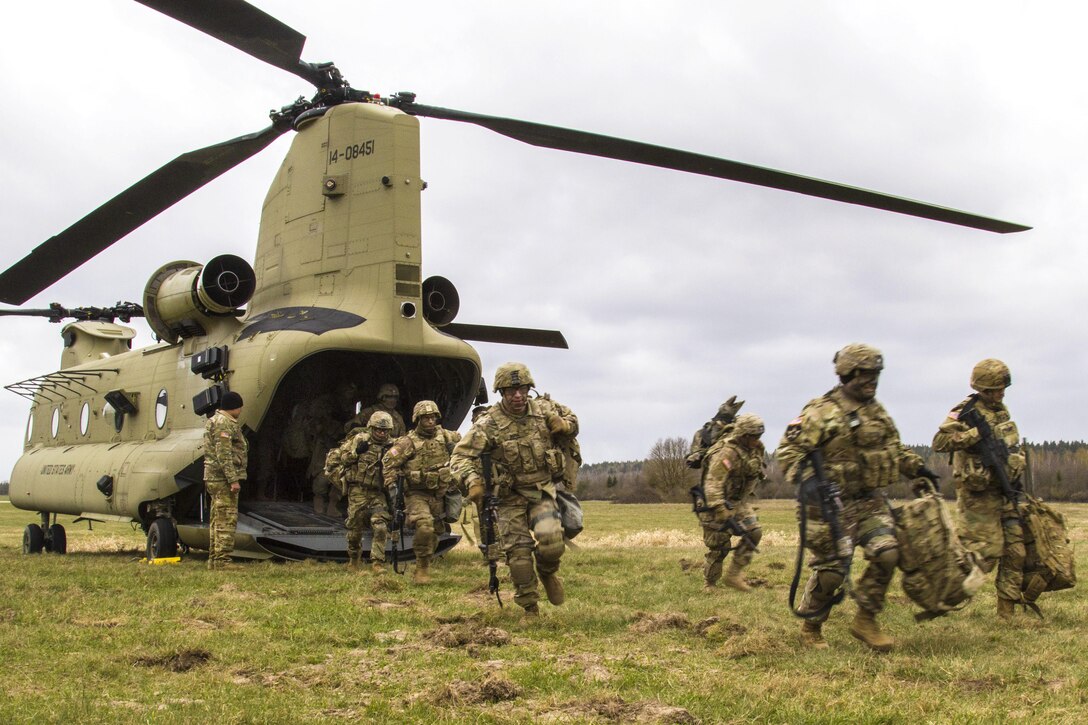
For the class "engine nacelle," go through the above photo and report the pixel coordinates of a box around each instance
[143,255,256,343]
[421,275,460,327]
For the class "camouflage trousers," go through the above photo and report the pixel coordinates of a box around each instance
[405,491,445,566]
[497,491,564,609]
[698,502,760,585]
[955,487,1025,601]
[206,480,239,568]
[797,495,898,621]
[345,487,391,563]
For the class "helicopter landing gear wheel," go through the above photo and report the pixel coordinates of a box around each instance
[146,518,178,559]
[23,524,45,554]
[46,524,67,554]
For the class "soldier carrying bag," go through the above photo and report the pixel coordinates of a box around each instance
[887,480,985,622]
[1021,495,1076,602]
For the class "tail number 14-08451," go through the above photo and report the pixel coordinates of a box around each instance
[329,140,376,165]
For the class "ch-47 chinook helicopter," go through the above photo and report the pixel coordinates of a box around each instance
[1,0,1028,563]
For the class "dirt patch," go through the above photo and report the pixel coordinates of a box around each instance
[540,695,697,724]
[133,648,212,672]
[628,611,691,633]
[360,597,412,611]
[956,675,1006,693]
[428,623,511,648]
[70,616,126,628]
[433,673,522,704]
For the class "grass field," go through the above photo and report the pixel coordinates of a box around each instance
[1,497,1084,723]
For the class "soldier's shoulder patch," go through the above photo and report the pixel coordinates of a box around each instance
[387,446,400,457]
[219,431,231,438]
[784,417,803,441]
[948,409,960,420]
[720,455,732,469]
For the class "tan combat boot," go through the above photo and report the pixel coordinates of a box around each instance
[541,573,565,605]
[346,555,360,571]
[522,604,540,619]
[370,560,385,574]
[722,562,751,592]
[850,609,894,652]
[800,620,829,649]
[997,598,1016,620]
[703,581,717,593]
[412,562,431,584]
[313,495,326,515]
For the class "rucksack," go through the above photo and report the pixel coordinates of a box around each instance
[891,488,985,621]
[1021,495,1076,601]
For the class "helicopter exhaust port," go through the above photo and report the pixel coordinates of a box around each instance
[142,255,257,343]
[400,301,417,319]
[421,276,459,327]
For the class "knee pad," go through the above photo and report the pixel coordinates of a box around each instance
[507,550,536,587]
[873,545,899,572]
[815,569,845,596]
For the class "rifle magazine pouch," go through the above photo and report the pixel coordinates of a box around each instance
[555,489,584,539]
[443,489,464,524]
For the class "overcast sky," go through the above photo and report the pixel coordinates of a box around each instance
[1,1,1083,478]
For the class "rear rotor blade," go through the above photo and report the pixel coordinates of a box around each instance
[135,0,324,86]
[400,102,1029,234]
[443,323,568,349]
[0,124,286,305]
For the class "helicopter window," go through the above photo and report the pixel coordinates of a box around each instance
[103,401,124,432]
[79,402,90,436]
[155,389,168,429]
[51,407,60,438]
[25,413,33,443]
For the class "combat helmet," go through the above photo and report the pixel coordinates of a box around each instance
[493,362,534,392]
[412,400,441,423]
[368,411,394,430]
[732,413,765,437]
[377,383,400,400]
[833,343,884,378]
[970,358,1011,391]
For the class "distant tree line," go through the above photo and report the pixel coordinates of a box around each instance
[577,439,1088,504]
[0,480,8,496]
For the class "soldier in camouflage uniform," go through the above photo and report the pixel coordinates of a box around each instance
[382,400,462,583]
[686,395,745,470]
[451,362,579,616]
[337,411,396,571]
[932,358,1027,619]
[344,383,407,438]
[698,414,766,592]
[203,391,248,570]
[776,344,932,651]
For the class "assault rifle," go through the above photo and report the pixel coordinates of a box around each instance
[959,397,1026,514]
[387,473,407,575]
[479,451,503,607]
[689,484,759,553]
[789,448,852,618]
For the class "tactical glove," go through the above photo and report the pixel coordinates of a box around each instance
[355,440,370,454]
[466,474,485,504]
[546,414,571,435]
[915,465,940,483]
[958,426,982,448]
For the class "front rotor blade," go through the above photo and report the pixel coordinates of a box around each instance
[401,103,1029,234]
[443,323,568,349]
[0,124,286,305]
[135,0,323,86]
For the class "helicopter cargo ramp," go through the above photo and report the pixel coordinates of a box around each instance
[177,500,460,563]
